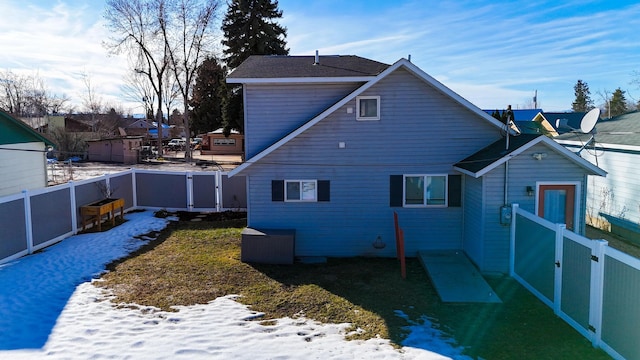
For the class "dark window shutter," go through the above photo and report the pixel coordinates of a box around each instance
[448,175,462,207]
[318,180,330,202]
[272,180,284,201]
[390,175,403,207]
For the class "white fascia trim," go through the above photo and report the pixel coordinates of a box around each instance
[397,59,511,133]
[230,62,406,176]
[226,76,376,84]
[556,139,640,153]
[453,136,606,179]
[452,166,480,178]
[230,58,514,177]
[539,136,606,176]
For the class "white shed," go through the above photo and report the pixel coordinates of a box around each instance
[0,110,54,197]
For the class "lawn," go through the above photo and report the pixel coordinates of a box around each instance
[99,214,611,359]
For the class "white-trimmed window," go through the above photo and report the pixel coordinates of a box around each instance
[356,96,380,120]
[403,174,447,207]
[285,180,317,202]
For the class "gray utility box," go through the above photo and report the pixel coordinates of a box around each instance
[241,228,295,264]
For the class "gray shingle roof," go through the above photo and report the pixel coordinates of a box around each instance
[454,134,543,174]
[227,55,390,79]
[556,111,640,146]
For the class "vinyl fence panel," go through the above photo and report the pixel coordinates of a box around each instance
[513,211,556,304]
[29,186,73,248]
[135,172,188,209]
[0,197,28,261]
[601,248,640,360]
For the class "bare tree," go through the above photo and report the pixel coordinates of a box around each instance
[104,0,171,157]
[121,66,157,119]
[162,69,181,126]
[79,71,103,132]
[160,0,221,161]
[0,70,30,115]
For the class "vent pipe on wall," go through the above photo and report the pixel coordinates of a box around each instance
[314,50,319,65]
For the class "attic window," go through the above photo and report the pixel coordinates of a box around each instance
[356,96,380,121]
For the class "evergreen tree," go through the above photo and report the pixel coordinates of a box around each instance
[607,88,628,117]
[220,0,289,132]
[190,57,226,134]
[572,80,594,112]
[221,0,289,69]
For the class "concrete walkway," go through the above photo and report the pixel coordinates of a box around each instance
[418,250,502,303]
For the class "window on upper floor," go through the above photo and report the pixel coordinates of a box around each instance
[356,96,380,120]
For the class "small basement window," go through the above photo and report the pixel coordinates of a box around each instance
[356,96,380,120]
[285,180,317,202]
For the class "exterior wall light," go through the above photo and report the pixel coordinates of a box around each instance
[526,186,535,197]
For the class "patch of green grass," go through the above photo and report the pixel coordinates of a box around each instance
[99,219,611,359]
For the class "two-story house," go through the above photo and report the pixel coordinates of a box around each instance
[227,54,604,273]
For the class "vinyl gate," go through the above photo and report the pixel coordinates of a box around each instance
[511,203,640,360]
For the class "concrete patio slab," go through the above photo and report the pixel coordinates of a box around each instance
[418,250,502,303]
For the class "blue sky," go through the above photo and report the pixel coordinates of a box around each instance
[1,0,639,113]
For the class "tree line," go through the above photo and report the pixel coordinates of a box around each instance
[572,79,640,117]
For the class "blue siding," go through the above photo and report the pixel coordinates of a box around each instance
[244,82,362,158]
[463,175,484,267]
[244,68,502,258]
[480,142,588,273]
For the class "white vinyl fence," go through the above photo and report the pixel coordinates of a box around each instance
[511,203,640,360]
[0,169,246,265]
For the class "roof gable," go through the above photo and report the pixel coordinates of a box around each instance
[0,110,54,146]
[230,58,510,176]
[454,134,606,178]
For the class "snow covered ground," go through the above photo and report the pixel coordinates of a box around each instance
[0,211,471,359]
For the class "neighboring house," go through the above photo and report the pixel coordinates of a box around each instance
[529,111,587,137]
[120,118,154,138]
[227,55,604,273]
[483,108,542,122]
[200,128,244,156]
[556,111,640,239]
[147,122,171,139]
[86,137,143,164]
[0,110,55,197]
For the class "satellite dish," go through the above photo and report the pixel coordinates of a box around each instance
[580,108,600,133]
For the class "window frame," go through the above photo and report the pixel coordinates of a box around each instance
[402,174,448,207]
[356,95,380,121]
[284,179,318,202]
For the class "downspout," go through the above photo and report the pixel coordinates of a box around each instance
[504,115,511,206]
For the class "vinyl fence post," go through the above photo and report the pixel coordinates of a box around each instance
[509,203,519,277]
[132,169,138,209]
[216,171,222,212]
[69,181,78,234]
[22,189,33,254]
[589,238,608,348]
[554,223,566,316]
[186,172,194,211]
